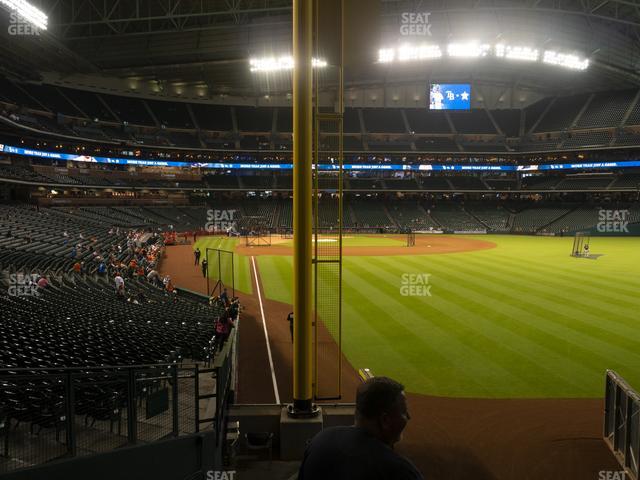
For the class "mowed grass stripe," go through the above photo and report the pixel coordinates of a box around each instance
[442,253,640,357]
[358,257,595,396]
[470,235,640,290]
[342,265,494,396]
[422,255,640,379]
[256,256,292,303]
[350,257,580,395]
[473,249,640,302]
[456,254,640,335]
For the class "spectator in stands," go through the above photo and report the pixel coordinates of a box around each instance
[229,298,240,320]
[298,376,422,480]
[97,261,107,276]
[72,261,82,273]
[37,275,49,289]
[215,308,235,349]
[114,273,125,299]
[287,312,294,343]
[201,258,208,278]
[70,246,77,259]
[194,247,201,265]
[147,269,160,286]
[220,287,229,305]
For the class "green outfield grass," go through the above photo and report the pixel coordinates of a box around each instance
[256,235,640,398]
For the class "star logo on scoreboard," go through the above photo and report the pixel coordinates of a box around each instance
[460,91,470,101]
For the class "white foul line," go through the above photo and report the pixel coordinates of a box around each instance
[251,256,280,404]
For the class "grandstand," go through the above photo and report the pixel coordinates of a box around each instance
[2,0,640,479]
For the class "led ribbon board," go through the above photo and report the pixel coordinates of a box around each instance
[2,145,639,172]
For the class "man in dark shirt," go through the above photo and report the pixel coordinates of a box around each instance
[287,312,294,343]
[220,288,229,305]
[194,247,201,265]
[298,376,423,480]
[201,258,208,278]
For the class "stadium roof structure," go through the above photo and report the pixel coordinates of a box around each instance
[1,0,640,98]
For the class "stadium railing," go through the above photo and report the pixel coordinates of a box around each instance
[604,370,640,480]
[0,350,236,474]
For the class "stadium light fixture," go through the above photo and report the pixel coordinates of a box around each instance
[397,43,442,62]
[543,50,589,70]
[0,0,48,30]
[378,48,395,63]
[495,44,539,62]
[447,42,491,58]
[249,56,327,72]
[377,40,588,71]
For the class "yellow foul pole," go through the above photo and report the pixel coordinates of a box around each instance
[292,0,314,413]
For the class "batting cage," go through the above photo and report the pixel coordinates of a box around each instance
[244,229,272,247]
[571,232,591,257]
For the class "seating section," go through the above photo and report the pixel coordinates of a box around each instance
[577,90,635,128]
[146,100,193,129]
[386,202,439,230]
[611,174,640,189]
[405,110,451,134]
[450,110,496,134]
[0,275,220,368]
[429,205,485,231]
[562,131,612,148]
[466,205,511,232]
[448,176,486,190]
[511,207,570,233]
[363,109,405,133]
[555,176,615,190]
[518,137,561,151]
[383,178,421,190]
[414,137,459,151]
[492,109,521,137]
[235,107,273,132]
[485,178,518,190]
[191,104,233,131]
[350,201,393,228]
[347,178,383,190]
[100,94,154,126]
[522,176,563,190]
[535,95,589,132]
[524,97,553,133]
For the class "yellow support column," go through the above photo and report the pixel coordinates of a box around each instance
[292,0,314,414]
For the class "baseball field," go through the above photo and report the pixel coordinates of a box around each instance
[193,234,640,399]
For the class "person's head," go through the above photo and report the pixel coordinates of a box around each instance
[355,376,409,447]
